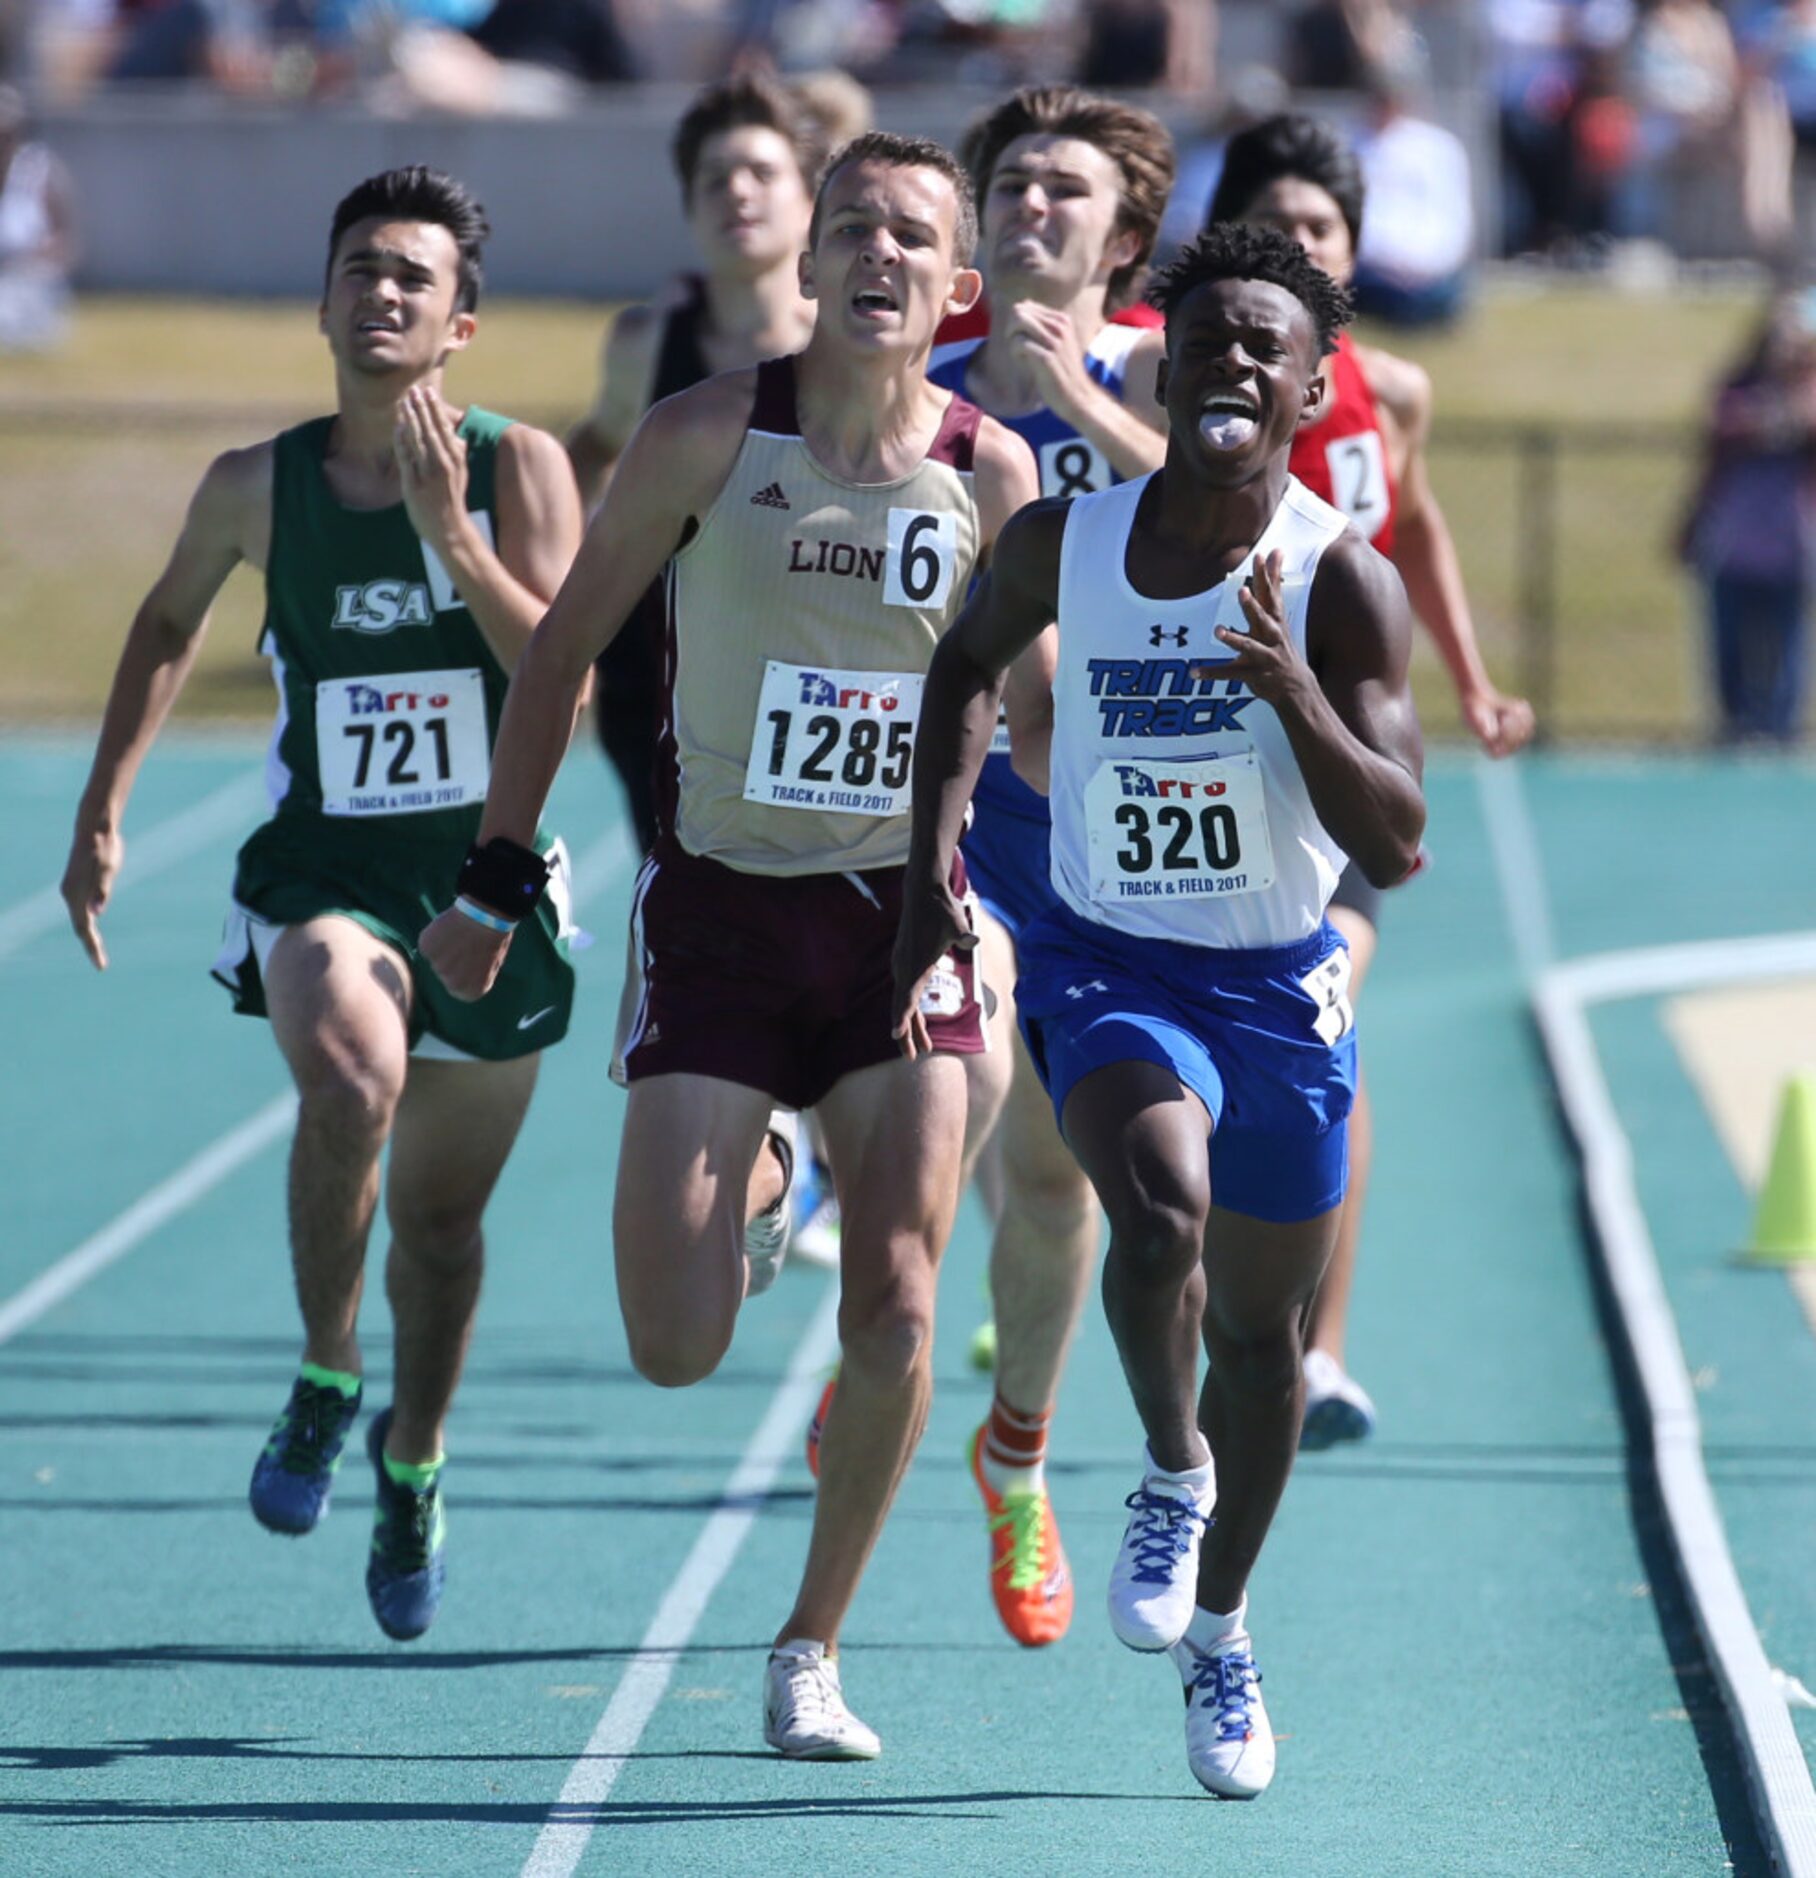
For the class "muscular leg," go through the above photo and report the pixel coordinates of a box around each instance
[962,909,1018,1205]
[381,1052,540,1464]
[990,1022,1099,1418]
[1060,1061,1212,1475]
[1304,906,1377,1367]
[263,917,413,1377]
[613,1072,780,1388]
[1195,1202,1341,1615]
[775,1051,967,1647]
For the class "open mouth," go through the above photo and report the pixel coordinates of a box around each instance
[851,286,899,318]
[1198,392,1258,450]
[356,319,400,336]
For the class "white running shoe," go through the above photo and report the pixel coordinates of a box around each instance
[789,1191,842,1271]
[1299,1348,1377,1451]
[1170,1624,1274,1799]
[1106,1451,1214,1652]
[763,1641,881,1759]
[744,1111,797,1297]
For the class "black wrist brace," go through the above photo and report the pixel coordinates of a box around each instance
[456,836,552,923]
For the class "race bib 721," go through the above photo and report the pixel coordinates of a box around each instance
[316,667,488,816]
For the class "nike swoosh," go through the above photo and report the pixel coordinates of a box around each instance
[516,1005,558,1030]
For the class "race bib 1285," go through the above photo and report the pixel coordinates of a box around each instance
[743,662,922,817]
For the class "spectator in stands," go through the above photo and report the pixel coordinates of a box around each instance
[1350,51,1474,325]
[1677,287,1816,742]
[466,0,637,87]
[1619,0,1740,240]
[1156,63,1291,262]
[1489,0,1636,252]
[1289,0,1416,92]
[1740,0,1816,148]
[0,84,77,349]
[1075,0,1213,92]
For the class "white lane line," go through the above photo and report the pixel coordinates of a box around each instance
[1473,755,1555,985]
[520,1281,843,1878]
[0,1094,297,1347]
[0,769,268,966]
[1479,758,1816,1878]
[0,820,635,1350]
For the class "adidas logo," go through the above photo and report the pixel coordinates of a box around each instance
[750,482,791,510]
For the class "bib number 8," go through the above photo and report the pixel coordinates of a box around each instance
[1113,801,1242,875]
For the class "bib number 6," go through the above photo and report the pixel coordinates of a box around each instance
[883,508,956,610]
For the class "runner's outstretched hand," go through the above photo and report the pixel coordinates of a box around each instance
[1209,551,1311,707]
[60,819,121,971]
[891,875,975,1060]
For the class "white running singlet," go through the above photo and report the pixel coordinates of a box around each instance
[1046,473,1351,950]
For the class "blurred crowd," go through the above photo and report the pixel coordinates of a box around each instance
[0,2,1810,266]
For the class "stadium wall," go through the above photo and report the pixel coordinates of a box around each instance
[44,85,1492,299]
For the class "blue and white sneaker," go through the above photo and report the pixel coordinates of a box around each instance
[249,1372,362,1535]
[1299,1349,1377,1451]
[1106,1449,1214,1652]
[365,1409,445,1642]
[1170,1620,1274,1798]
[745,1111,798,1297]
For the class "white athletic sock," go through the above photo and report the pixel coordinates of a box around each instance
[1144,1443,1215,1509]
[1185,1600,1248,1651]
[984,1455,1045,1497]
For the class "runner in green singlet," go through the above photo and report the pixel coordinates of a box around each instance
[60,166,584,1641]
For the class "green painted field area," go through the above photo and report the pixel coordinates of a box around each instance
[0,283,1760,738]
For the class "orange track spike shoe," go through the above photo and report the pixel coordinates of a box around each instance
[968,1423,1073,1648]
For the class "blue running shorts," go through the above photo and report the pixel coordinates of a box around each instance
[1015,902,1358,1224]
[961,758,1058,945]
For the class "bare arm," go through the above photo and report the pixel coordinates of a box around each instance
[893,495,1066,1053]
[564,303,662,512]
[1005,306,1169,481]
[1367,345,1535,757]
[1213,536,1425,889]
[420,373,753,998]
[1005,625,1058,793]
[61,444,267,968]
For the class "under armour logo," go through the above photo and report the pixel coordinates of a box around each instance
[1149,625,1188,647]
[750,481,791,510]
[1065,980,1108,1000]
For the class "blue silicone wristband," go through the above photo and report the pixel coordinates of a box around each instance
[453,894,516,935]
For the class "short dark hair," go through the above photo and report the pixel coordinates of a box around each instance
[671,72,830,207]
[326,167,490,314]
[1148,221,1352,357]
[810,131,978,267]
[1207,113,1365,255]
[960,85,1176,312]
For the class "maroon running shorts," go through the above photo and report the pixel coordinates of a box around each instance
[616,837,987,1112]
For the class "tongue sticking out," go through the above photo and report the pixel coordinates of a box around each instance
[1199,412,1257,451]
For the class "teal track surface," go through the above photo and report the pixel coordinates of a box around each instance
[3,739,1812,1877]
